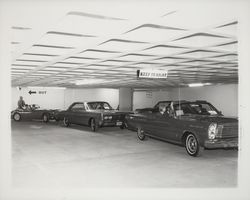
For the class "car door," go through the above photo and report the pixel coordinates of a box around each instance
[67,103,86,125]
[75,104,89,125]
[150,112,181,142]
[142,113,159,135]
[25,106,38,120]
[29,105,42,120]
[32,109,46,120]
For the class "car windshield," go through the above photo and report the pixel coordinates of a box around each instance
[87,102,113,110]
[190,103,219,115]
[30,104,40,110]
[175,102,220,115]
[22,104,40,111]
[154,101,170,109]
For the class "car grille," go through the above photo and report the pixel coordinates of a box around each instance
[111,114,124,121]
[221,122,238,138]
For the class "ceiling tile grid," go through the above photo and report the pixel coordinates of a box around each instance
[11,4,238,88]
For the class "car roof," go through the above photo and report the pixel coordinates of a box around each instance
[172,100,209,105]
[72,101,109,104]
[87,101,109,103]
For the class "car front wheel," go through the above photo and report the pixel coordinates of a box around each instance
[185,133,203,157]
[137,127,146,141]
[13,113,21,121]
[90,118,98,132]
[63,117,70,127]
[42,114,49,123]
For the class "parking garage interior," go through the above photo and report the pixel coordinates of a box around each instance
[1,0,250,200]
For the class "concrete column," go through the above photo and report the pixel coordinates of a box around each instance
[119,88,133,111]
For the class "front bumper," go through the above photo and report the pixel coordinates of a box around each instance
[100,120,123,127]
[204,138,238,149]
[49,116,56,120]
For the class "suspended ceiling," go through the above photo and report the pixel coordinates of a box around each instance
[10,1,238,88]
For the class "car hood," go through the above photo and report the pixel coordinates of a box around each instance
[92,110,130,115]
[136,107,153,111]
[183,114,238,124]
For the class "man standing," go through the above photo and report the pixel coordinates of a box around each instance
[167,101,176,118]
[18,96,25,109]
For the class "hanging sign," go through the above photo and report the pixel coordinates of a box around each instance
[137,70,168,79]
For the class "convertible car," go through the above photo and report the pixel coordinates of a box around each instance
[126,100,238,157]
[56,101,127,131]
[135,101,171,113]
[11,104,59,122]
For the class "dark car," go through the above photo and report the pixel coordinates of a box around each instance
[135,101,171,113]
[11,104,59,122]
[126,100,238,157]
[56,101,127,132]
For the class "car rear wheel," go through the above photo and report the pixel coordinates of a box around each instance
[185,133,203,157]
[90,118,98,132]
[137,127,146,141]
[42,114,49,123]
[63,117,70,127]
[13,113,21,121]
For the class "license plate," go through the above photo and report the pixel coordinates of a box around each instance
[116,121,122,126]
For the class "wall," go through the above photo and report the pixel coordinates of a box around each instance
[64,88,119,109]
[12,87,119,110]
[12,84,238,117]
[133,90,171,110]
[169,84,238,117]
[119,88,133,111]
[132,84,238,117]
[12,87,65,110]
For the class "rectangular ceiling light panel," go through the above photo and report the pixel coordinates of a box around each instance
[142,45,186,56]
[63,57,99,64]
[52,62,82,68]
[26,46,74,55]
[171,35,232,48]
[180,50,221,58]
[154,57,187,64]
[98,40,148,52]
[124,27,185,43]
[212,42,237,52]
[119,54,156,62]
[53,15,129,37]
[214,22,237,37]
[100,60,131,66]
[209,54,238,62]
[78,50,122,59]
[18,54,59,61]
[73,69,95,73]
[36,70,59,74]
[38,33,97,48]
[84,65,113,70]
[11,65,37,70]
[12,60,46,66]
[44,67,69,71]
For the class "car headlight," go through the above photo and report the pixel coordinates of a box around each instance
[208,123,218,140]
[104,116,112,120]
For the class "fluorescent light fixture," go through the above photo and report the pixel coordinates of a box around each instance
[73,79,106,85]
[27,86,66,90]
[188,83,211,87]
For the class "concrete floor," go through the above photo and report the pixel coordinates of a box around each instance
[12,120,238,188]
